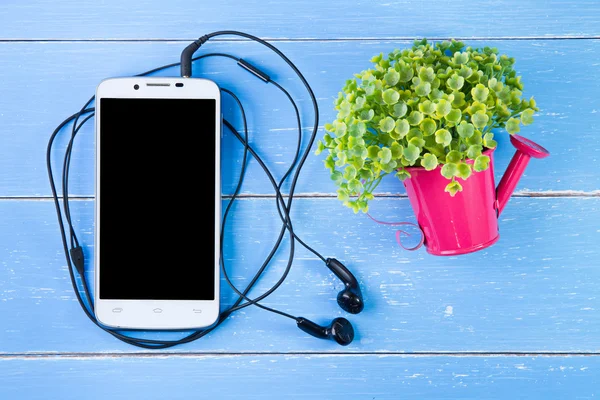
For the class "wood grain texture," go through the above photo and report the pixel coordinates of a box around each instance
[1,355,599,399]
[4,40,599,197]
[1,197,598,353]
[1,0,598,393]
[1,0,599,40]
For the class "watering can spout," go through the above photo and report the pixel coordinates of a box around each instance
[496,135,550,216]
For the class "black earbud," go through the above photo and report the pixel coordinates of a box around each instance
[326,258,364,314]
[296,317,354,346]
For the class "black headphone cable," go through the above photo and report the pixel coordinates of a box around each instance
[47,34,360,348]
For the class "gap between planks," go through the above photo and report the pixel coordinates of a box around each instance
[1,191,599,201]
[1,352,600,361]
[0,36,599,43]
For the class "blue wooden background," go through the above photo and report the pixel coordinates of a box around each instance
[1,1,599,398]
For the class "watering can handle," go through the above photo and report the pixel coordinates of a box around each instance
[366,213,424,251]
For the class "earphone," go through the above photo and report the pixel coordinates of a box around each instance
[47,31,364,348]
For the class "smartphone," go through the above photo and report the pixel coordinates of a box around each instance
[94,77,221,330]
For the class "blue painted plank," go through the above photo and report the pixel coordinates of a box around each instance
[1,197,599,353]
[4,40,600,197]
[1,0,599,39]
[1,355,599,399]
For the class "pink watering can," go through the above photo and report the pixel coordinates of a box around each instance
[402,135,550,256]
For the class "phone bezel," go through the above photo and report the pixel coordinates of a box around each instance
[94,77,221,330]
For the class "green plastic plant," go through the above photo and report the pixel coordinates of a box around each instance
[315,39,538,213]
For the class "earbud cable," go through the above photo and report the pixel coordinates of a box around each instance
[48,43,327,347]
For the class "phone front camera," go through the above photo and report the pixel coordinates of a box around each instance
[134,84,140,90]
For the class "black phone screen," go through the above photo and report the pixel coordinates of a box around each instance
[98,97,216,300]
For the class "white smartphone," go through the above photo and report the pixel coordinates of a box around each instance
[94,77,221,330]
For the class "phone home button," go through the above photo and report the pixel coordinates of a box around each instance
[112,308,123,313]
[153,308,163,314]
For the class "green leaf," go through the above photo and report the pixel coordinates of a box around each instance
[351,145,368,159]
[451,92,466,108]
[390,142,404,158]
[466,144,482,159]
[359,168,373,181]
[403,144,420,164]
[471,84,490,103]
[441,163,458,179]
[418,66,435,82]
[348,121,366,137]
[367,145,380,159]
[384,69,400,86]
[467,101,487,115]
[348,135,364,148]
[351,156,365,169]
[497,87,511,103]
[456,163,472,179]
[393,119,410,138]
[378,147,392,164]
[506,117,521,134]
[453,52,469,65]
[420,118,437,136]
[483,132,498,148]
[446,108,462,124]
[398,62,414,82]
[435,99,452,117]
[445,180,463,196]
[354,95,366,110]
[370,53,383,63]
[382,88,400,105]
[427,88,442,101]
[529,97,538,110]
[334,121,348,137]
[446,150,461,163]
[396,169,411,181]
[406,111,424,126]
[472,110,489,129]
[315,140,326,155]
[521,109,534,125]
[330,170,343,184]
[337,188,350,201]
[415,81,431,97]
[359,109,375,121]
[379,116,395,133]
[338,100,351,118]
[324,155,335,172]
[458,65,473,78]
[346,199,359,213]
[343,165,357,180]
[435,129,452,147]
[419,100,436,115]
[381,160,398,173]
[488,77,503,92]
[456,121,474,138]
[473,155,491,172]
[421,153,439,171]
[447,73,464,91]
[348,179,363,193]
[466,132,483,146]
[392,102,408,118]
[409,137,425,149]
